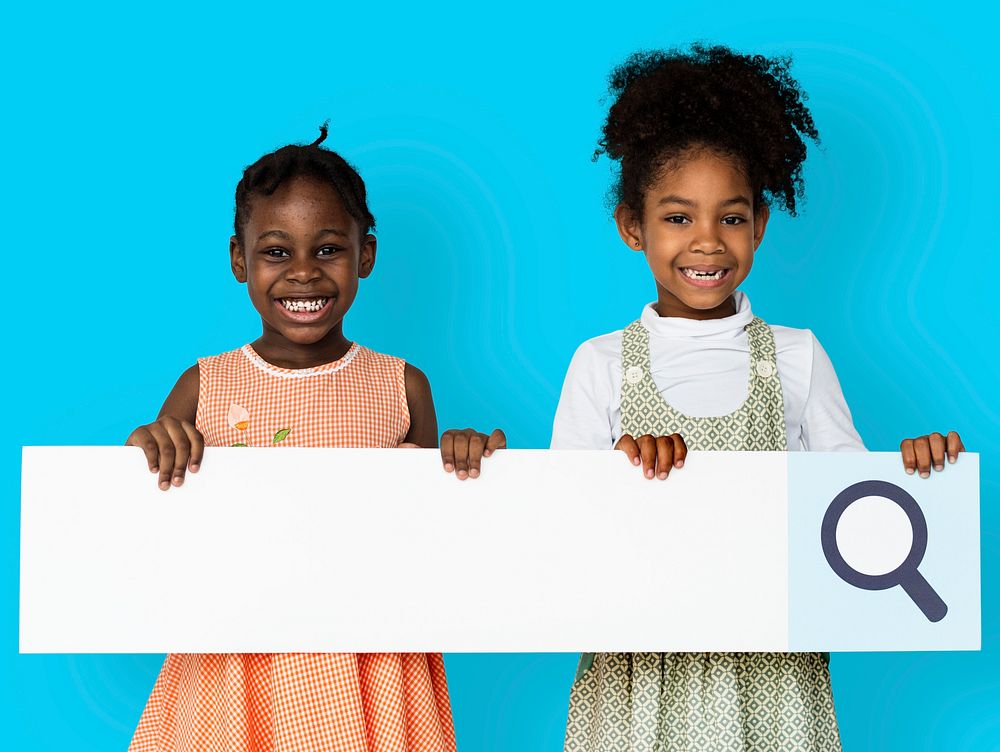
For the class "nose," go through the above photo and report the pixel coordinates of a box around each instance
[689,222,725,255]
[285,255,322,284]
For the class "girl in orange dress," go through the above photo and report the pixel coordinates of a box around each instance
[125,125,505,752]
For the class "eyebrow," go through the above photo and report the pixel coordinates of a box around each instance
[655,195,752,208]
[720,196,752,208]
[656,195,695,207]
[256,228,349,241]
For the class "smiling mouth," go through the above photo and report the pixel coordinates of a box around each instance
[680,268,729,281]
[277,297,329,312]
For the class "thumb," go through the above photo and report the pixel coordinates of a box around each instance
[485,428,507,454]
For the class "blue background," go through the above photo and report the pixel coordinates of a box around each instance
[788,453,981,652]
[3,1,998,749]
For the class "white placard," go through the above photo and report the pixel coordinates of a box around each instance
[20,447,788,653]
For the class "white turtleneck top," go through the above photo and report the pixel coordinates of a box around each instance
[550,293,865,452]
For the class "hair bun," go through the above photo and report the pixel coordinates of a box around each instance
[311,120,330,147]
[597,44,819,217]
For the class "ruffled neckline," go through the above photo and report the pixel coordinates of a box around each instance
[240,342,361,377]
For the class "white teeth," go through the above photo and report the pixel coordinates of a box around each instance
[682,269,726,280]
[280,298,327,312]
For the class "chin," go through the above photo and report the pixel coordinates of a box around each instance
[671,291,730,309]
[282,329,336,345]
[692,296,732,310]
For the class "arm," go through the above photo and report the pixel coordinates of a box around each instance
[799,334,866,451]
[552,339,685,479]
[160,364,200,423]
[550,342,617,450]
[798,334,964,476]
[403,363,506,480]
[125,364,204,490]
[402,363,438,448]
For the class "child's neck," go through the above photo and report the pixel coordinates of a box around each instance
[654,292,738,321]
[251,326,354,370]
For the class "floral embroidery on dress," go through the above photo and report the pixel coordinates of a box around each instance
[226,403,290,447]
[227,403,250,431]
[227,403,250,446]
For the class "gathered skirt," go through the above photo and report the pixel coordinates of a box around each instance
[130,652,456,752]
[564,652,841,752]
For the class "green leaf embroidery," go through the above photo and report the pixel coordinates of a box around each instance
[272,428,291,444]
[231,443,248,447]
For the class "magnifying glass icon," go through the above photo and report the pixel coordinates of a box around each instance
[821,479,947,623]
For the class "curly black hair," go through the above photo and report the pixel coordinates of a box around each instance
[597,43,819,217]
[234,123,375,244]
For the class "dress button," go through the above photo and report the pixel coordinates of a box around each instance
[755,361,775,378]
[624,366,644,385]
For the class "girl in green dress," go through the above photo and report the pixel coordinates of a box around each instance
[551,44,966,752]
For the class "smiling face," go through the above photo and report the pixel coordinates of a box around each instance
[615,147,769,320]
[230,175,376,366]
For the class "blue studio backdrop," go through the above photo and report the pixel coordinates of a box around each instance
[3,1,997,749]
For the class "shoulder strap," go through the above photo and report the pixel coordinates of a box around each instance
[742,317,789,451]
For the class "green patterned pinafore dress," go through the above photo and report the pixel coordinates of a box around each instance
[563,317,841,752]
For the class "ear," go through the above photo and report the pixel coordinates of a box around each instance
[230,235,247,283]
[753,203,770,251]
[358,234,377,279]
[614,203,644,251]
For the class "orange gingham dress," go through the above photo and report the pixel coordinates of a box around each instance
[129,343,457,752]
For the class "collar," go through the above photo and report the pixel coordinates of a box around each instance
[640,291,753,341]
